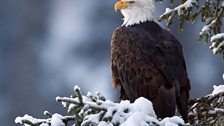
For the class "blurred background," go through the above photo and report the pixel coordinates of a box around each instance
[0,0,223,125]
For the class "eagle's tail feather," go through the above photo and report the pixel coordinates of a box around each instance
[176,91,188,123]
[152,86,176,119]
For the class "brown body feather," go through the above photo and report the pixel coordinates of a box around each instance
[111,21,190,122]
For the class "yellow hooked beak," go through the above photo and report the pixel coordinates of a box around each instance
[114,1,129,12]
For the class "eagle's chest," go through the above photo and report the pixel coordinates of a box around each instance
[114,35,156,63]
[113,41,156,72]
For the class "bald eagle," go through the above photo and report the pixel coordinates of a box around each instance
[111,0,191,122]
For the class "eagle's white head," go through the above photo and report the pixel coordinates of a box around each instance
[114,0,155,27]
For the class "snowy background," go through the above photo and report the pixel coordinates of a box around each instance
[0,0,224,125]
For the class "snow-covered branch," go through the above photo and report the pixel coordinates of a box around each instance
[15,113,75,126]
[210,33,224,54]
[188,85,224,125]
[15,85,188,126]
[158,0,199,31]
[159,0,199,19]
[14,83,224,125]
[158,0,224,58]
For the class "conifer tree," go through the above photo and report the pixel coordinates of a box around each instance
[157,0,224,58]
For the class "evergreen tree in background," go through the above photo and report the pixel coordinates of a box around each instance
[157,0,224,58]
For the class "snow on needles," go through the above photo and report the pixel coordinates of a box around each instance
[81,97,185,126]
[132,97,157,118]
[15,114,65,126]
[121,111,159,126]
[15,114,48,126]
[15,86,187,126]
[161,0,198,16]
[83,97,157,125]
[51,114,65,126]
[210,74,224,96]
[211,85,224,95]
[211,33,224,42]
[210,33,224,54]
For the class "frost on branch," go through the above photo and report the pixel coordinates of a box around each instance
[157,0,224,58]
[188,84,224,126]
[158,0,199,32]
[15,113,74,126]
[210,33,224,56]
[15,85,188,126]
[14,84,224,125]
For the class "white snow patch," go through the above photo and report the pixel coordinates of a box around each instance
[214,108,224,113]
[15,114,46,126]
[40,124,49,126]
[163,122,178,126]
[111,100,132,124]
[211,41,224,54]
[83,113,101,125]
[210,33,224,54]
[87,92,92,97]
[15,114,29,124]
[15,113,65,126]
[211,33,224,42]
[51,114,65,126]
[121,112,159,126]
[211,85,224,95]
[164,8,172,14]
[159,116,185,126]
[74,85,80,91]
[161,0,198,16]
[132,97,157,118]
[201,25,210,35]
[98,121,113,126]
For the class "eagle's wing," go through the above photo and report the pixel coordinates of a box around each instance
[156,29,191,121]
[111,24,190,121]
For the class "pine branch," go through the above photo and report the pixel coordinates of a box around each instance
[158,0,199,32]
[15,84,224,126]
[188,92,224,125]
[210,33,224,57]
[157,0,224,58]
[15,85,188,126]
